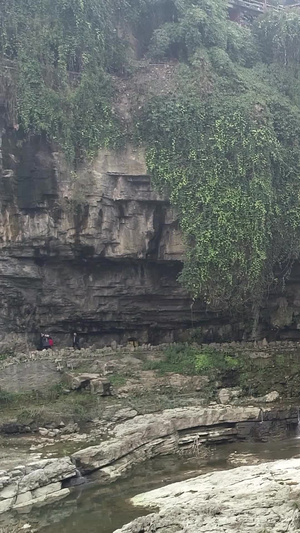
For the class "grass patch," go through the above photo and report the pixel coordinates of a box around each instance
[143,344,238,377]
[110,374,127,387]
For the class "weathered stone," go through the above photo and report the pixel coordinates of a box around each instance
[111,408,138,423]
[218,388,242,404]
[0,457,76,515]
[115,457,300,533]
[0,483,18,500]
[90,378,112,396]
[65,373,100,391]
[60,423,79,435]
[33,481,61,498]
[263,391,280,403]
[14,491,32,507]
[0,497,14,513]
[72,405,260,475]
[19,458,76,494]
[0,476,10,489]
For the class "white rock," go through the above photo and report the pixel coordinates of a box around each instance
[263,391,280,403]
[115,457,300,533]
[0,497,14,513]
[0,482,18,499]
[33,482,61,498]
[262,337,268,347]
[14,491,33,507]
[72,405,260,474]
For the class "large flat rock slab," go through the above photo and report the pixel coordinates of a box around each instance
[115,457,300,532]
[72,405,260,475]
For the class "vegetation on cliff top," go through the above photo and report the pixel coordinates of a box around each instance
[0,0,129,160]
[2,0,300,328]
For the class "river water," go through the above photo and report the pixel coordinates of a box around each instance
[9,434,300,533]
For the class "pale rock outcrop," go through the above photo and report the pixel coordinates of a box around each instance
[263,391,280,403]
[72,405,260,476]
[218,388,242,404]
[0,457,76,513]
[115,457,300,533]
[65,372,112,395]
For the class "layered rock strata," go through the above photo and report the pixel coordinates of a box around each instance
[2,114,300,346]
[0,457,76,514]
[2,126,300,345]
[0,134,206,346]
[115,457,300,533]
[0,403,298,515]
[72,405,262,477]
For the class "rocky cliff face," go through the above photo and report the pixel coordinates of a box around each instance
[1,120,300,347]
[0,122,218,347]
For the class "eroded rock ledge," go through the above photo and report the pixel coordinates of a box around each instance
[1,403,297,515]
[115,457,300,533]
[0,457,76,514]
[72,405,262,478]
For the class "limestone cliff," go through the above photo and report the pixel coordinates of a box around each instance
[1,119,300,347]
[0,124,207,347]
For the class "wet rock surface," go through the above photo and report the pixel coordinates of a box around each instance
[115,457,300,533]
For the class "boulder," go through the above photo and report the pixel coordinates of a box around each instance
[0,482,18,500]
[263,391,280,403]
[90,378,112,396]
[218,388,242,404]
[65,373,100,391]
[0,457,77,514]
[60,423,79,435]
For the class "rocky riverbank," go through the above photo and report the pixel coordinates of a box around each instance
[1,341,300,521]
[0,457,76,514]
[115,457,300,533]
[0,402,298,518]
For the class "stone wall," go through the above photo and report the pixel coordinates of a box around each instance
[0,360,60,393]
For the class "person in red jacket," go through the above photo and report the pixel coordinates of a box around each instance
[48,336,53,349]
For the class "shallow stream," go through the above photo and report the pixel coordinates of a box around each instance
[4,434,300,533]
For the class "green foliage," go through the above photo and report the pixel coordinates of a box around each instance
[110,373,127,387]
[0,389,15,405]
[226,22,259,67]
[195,350,239,374]
[136,4,300,323]
[144,344,238,376]
[3,0,300,323]
[0,0,126,160]
[148,0,227,60]
[139,93,300,310]
[255,9,300,67]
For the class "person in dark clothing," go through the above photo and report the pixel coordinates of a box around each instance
[42,335,50,350]
[39,333,44,350]
[73,332,81,350]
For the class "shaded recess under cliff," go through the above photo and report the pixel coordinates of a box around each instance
[0,119,300,346]
[0,123,230,346]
